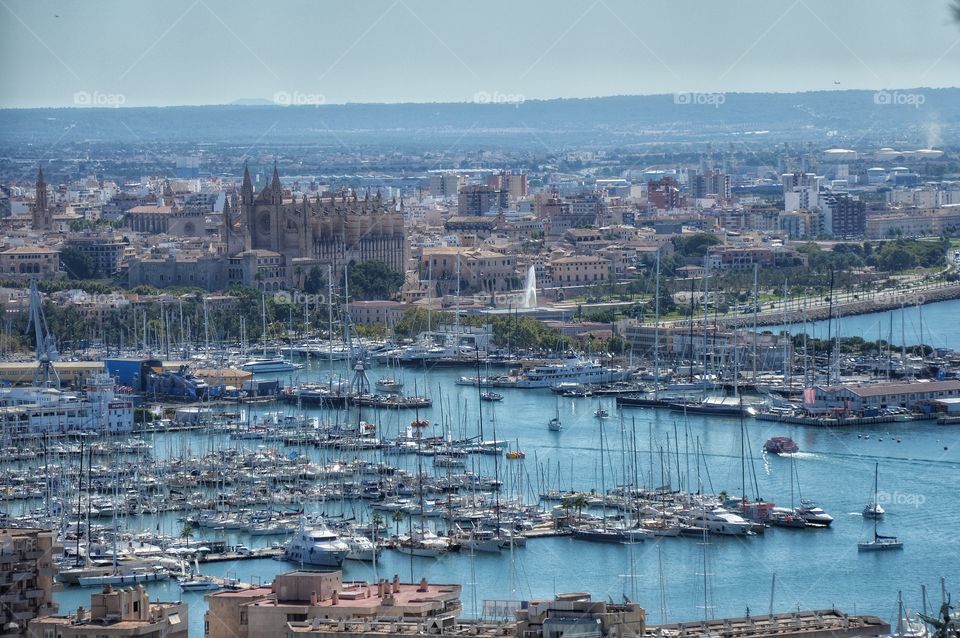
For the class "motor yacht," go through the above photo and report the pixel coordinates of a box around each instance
[281,525,350,568]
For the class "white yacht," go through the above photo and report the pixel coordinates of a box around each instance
[681,507,753,536]
[282,526,350,568]
[863,502,885,519]
[179,575,221,592]
[515,355,630,389]
[395,528,449,557]
[344,536,379,562]
[461,529,502,553]
[795,499,834,527]
[240,358,303,373]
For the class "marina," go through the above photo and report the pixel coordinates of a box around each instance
[1,298,959,637]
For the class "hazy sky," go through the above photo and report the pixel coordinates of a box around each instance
[1,0,958,108]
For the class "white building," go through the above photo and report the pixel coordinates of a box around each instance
[0,372,134,440]
[783,173,821,212]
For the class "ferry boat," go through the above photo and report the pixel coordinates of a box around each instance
[764,436,800,454]
[514,355,630,389]
[281,525,350,568]
[240,358,303,373]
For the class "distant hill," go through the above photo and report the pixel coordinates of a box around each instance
[1,88,957,150]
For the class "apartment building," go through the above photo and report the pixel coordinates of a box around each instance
[0,528,58,637]
[28,584,187,638]
[205,571,461,638]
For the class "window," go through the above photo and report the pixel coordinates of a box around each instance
[239,609,248,626]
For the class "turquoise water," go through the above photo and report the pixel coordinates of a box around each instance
[770,298,960,348]
[44,299,960,635]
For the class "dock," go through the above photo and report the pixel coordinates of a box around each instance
[199,547,284,563]
[754,412,936,427]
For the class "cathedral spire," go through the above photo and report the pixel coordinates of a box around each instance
[271,161,282,203]
[241,161,254,205]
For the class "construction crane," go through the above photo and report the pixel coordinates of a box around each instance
[25,280,60,388]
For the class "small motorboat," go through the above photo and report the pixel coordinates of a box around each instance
[764,436,800,455]
[594,408,609,419]
[548,417,563,431]
[411,419,430,429]
[480,391,503,402]
[505,450,526,460]
[376,378,403,393]
[179,575,221,592]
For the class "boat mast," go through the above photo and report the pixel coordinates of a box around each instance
[653,250,661,400]
[752,263,759,383]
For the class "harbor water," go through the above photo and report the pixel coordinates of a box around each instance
[37,298,960,636]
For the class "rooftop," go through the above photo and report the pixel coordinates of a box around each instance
[823,379,960,397]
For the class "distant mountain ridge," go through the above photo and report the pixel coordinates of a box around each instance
[1,88,956,149]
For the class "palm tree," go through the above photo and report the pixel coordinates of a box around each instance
[371,512,384,540]
[561,494,589,524]
[391,510,405,537]
[179,523,195,546]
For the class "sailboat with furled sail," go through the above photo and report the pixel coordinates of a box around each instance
[858,463,902,552]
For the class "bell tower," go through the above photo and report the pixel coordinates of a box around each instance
[33,166,51,231]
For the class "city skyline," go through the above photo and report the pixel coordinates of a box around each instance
[1,0,959,109]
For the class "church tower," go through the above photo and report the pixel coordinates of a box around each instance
[33,166,51,231]
[239,162,254,251]
[270,161,282,205]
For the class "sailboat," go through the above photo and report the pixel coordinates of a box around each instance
[594,401,609,419]
[573,420,626,543]
[179,558,220,591]
[858,463,902,552]
[548,394,563,431]
[863,461,886,519]
[885,591,929,638]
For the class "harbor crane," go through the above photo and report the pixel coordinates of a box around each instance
[25,280,60,389]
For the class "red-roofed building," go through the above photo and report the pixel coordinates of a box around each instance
[204,571,461,638]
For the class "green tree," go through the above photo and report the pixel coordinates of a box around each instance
[392,510,405,536]
[348,261,404,300]
[561,494,589,523]
[303,266,327,295]
[60,247,96,279]
[672,233,722,260]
